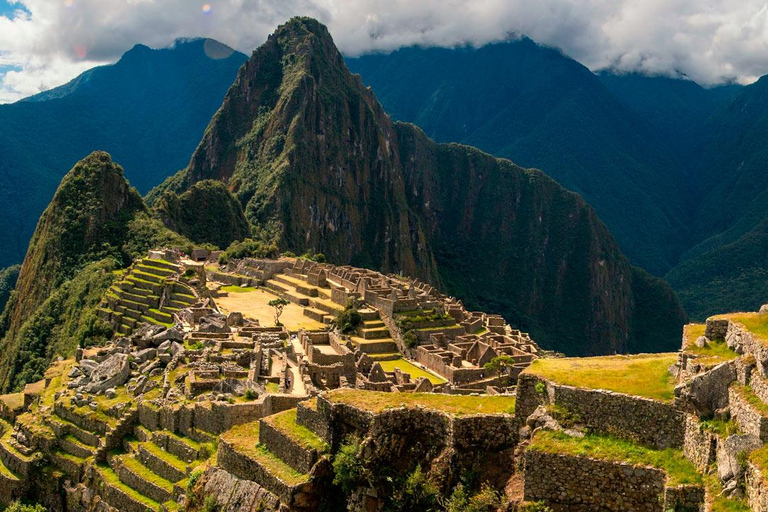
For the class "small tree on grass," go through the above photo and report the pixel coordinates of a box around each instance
[268,297,290,326]
[483,355,518,386]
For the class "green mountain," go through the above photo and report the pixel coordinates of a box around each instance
[0,38,246,269]
[0,152,194,391]
[0,265,19,313]
[346,42,692,276]
[154,17,687,356]
[154,179,251,249]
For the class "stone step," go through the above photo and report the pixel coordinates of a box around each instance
[94,464,163,512]
[303,307,327,323]
[367,352,402,362]
[124,307,147,322]
[59,434,96,458]
[350,337,398,354]
[362,320,386,329]
[358,308,380,321]
[359,326,391,340]
[53,403,109,437]
[118,289,157,307]
[171,292,196,305]
[142,258,181,273]
[218,422,309,504]
[112,453,174,504]
[151,430,207,463]
[265,280,311,306]
[272,275,319,297]
[136,264,176,279]
[146,308,174,324]
[132,270,165,285]
[166,299,190,310]
[309,298,345,315]
[258,409,327,474]
[126,276,163,294]
[141,315,171,328]
[50,449,85,480]
[131,441,188,483]
[295,398,330,442]
[118,324,133,336]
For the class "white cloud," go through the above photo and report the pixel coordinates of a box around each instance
[2,0,768,102]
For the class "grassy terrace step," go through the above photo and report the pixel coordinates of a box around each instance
[165,299,189,309]
[376,358,447,384]
[220,422,308,487]
[141,315,174,328]
[51,449,86,479]
[126,276,163,293]
[114,453,174,504]
[151,430,208,462]
[264,409,328,452]
[325,388,516,415]
[367,352,403,362]
[134,441,188,482]
[523,353,678,402]
[357,308,381,321]
[95,464,162,512]
[682,323,738,366]
[529,430,702,486]
[136,264,176,278]
[359,326,391,340]
[146,308,173,323]
[349,337,398,354]
[141,258,180,272]
[0,453,19,481]
[60,434,96,458]
[132,270,165,285]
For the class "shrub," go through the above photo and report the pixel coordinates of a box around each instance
[5,502,47,512]
[332,436,364,494]
[203,494,218,512]
[244,389,257,400]
[391,464,438,511]
[188,469,203,490]
[218,238,279,265]
[403,330,419,348]
[335,305,362,334]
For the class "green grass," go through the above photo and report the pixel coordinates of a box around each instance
[683,323,738,364]
[529,430,702,486]
[700,418,740,437]
[376,358,446,384]
[524,353,678,402]
[140,441,188,473]
[221,285,257,293]
[750,445,768,485]
[95,463,162,509]
[265,382,280,393]
[325,388,515,416]
[706,474,750,512]
[731,383,768,416]
[118,454,174,492]
[266,409,328,452]
[221,422,307,486]
[714,312,768,346]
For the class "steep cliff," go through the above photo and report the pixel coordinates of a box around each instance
[153,17,686,355]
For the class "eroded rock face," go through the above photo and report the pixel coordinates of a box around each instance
[199,313,229,333]
[84,353,131,393]
[717,434,761,482]
[676,362,737,417]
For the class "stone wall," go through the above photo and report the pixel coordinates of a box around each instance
[747,462,768,512]
[682,415,717,471]
[729,385,768,441]
[296,401,331,443]
[259,418,318,474]
[200,467,281,512]
[517,373,685,449]
[524,450,667,511]
[706,319,730,340]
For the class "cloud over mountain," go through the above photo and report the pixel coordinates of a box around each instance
[2,0,768,102]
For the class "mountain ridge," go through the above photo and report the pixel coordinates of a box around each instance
[153,17,687,355]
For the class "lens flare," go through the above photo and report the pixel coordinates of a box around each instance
[201,4,212,14]
[72,44,87,59]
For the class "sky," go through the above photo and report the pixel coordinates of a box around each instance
[2,0,768,103]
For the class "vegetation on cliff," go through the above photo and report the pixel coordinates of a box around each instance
[154,179,251,249]
[151,17,687,356]
[0,264,20,313]
[0,152,194,391]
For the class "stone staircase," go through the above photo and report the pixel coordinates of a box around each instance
[99,259,196,337]
[217,401,329,507]
[261,271,342,325]
[95,425,211,512]
[350,312,398,355]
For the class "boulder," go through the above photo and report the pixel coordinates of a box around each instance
[150,326,184,345]
[717,434,762,482]
[84,353,131,394]
[695,336,709,348]
[227,312,244,327]
[79,359,98,376]
[760,304,768,315]
[133,348,156,364]
[199,313,229,333]
[104,388,116,399]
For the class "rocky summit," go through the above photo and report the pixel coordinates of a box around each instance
[150,17,686,357]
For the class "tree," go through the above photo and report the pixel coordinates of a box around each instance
[268,297,290,326]
[483,355,518,386]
